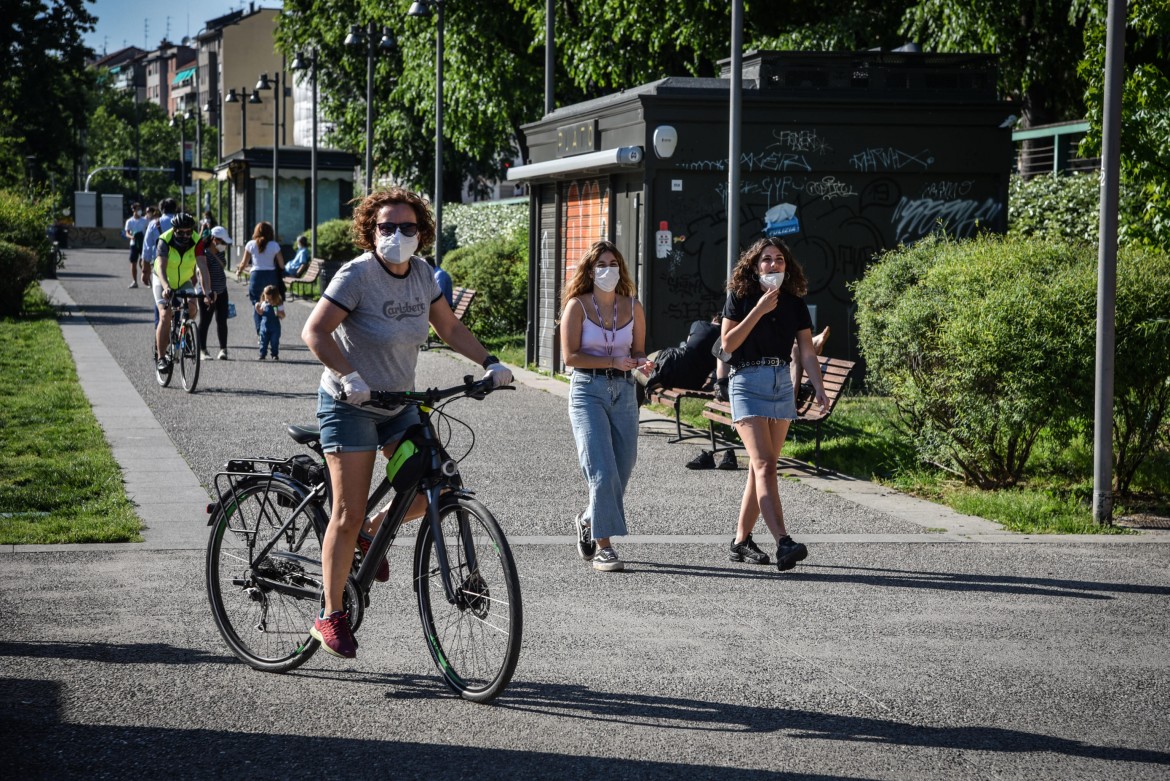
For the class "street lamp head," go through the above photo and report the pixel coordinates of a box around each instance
[184,108,195,121]
[379,27,398,52]
[291,51,309,71]
[256,72,273,91]
[248,89,263,105]
[225,88,239,104]
[407,1,431,17]
[203,99,215,113]
[344,24,365,46]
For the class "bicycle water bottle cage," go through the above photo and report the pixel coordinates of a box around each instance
[386,425,427,491]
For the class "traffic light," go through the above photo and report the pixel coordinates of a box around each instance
[171,159,183,183]
[123,158,138,172]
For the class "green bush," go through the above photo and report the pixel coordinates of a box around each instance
[853,234,1095,488]
[443,201,527,252]
[854,233,1170,494]
[441,229,528,340]
[0,240,41,316]
[0,188,53,278]
[315,218,359,262]
[1008,171,1147,249]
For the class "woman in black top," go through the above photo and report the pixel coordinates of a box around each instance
[720,237,828,572]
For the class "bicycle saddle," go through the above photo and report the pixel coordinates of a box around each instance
[286,424,321,444]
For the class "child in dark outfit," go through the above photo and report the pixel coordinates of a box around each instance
[254,284,285,359]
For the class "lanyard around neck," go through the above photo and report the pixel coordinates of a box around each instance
[590,294,618,356]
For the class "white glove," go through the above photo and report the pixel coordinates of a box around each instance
[483,362,513,389]
[340,370,371,406]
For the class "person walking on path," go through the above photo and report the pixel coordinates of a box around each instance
[197,226,233,360]
[142,198,177,286]
[235,221,285,338]
[721,237,828,571]
[301,186,512,659]
[254,284,285,360]
[123,203,148,288]
[560,240,652,573]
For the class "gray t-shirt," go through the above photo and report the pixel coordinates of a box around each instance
[318,253,441,409]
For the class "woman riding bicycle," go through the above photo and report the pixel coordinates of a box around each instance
[301,186,513,660]
[153,212,212,372]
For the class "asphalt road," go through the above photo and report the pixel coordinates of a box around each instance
[2,248,1168,779]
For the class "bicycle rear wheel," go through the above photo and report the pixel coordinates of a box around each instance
[206,476,327,672]
[415,495,523,703]
[178,318,200,392]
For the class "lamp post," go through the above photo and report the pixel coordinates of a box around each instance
[345,22,397,193]
[204,92,222,225]
[256,68,288,238]
[292,49,319,259]
[407,0,445,264]
[169,109,194,212]
[224,86,262,249]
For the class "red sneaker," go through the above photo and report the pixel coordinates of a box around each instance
[311,610,357,659]
[357,535,390,582]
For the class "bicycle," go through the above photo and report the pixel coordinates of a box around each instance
[153,290,201,392]
[204,375,523,703]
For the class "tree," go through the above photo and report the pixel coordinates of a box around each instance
[900,0,1094,127]
[1080,0,1170,252]
[0,0,96,204]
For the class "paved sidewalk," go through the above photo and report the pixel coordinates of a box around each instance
[2,248,1167,780]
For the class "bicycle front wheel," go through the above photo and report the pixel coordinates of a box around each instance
[153,333,173,387]
[415,495,523,703]
[207,476,326,672]
[178,318,200,392]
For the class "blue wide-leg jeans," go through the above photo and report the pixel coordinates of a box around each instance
[568,372,639,540]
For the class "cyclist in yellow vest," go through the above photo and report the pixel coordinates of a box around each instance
[152,212,213,372]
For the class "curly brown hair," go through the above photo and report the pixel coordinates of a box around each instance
[728,237,808,298]
[560,240,636,316]
[350,187,436,254]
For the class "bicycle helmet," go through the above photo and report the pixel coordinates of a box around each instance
[171,212,197,231]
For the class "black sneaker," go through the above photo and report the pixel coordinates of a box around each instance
[729,534,770,564]
[775,535,809,572]
[576,512,597,561]
[686,450,716,470]
[716,450,738,470]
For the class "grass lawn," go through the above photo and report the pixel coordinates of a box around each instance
[663,390,1165,535]
[0,287,141,544]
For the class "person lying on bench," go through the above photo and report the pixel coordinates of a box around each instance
[635,313,724,396]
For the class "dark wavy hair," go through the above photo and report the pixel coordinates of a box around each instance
[351,187,435,253]
[728,237,808,298]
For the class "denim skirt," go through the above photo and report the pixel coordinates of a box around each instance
[729,363,796,423]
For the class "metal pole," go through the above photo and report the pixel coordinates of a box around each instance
[434,2,444,264]
[310,53,319,259]
[1092,0,1127,524]
[178,120,186,212]
[365,22,375,193]
[273,69,280,238]
[726,0,743,279]
[544,0,553,115]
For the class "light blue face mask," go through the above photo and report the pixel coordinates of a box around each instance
[377,230,419,263]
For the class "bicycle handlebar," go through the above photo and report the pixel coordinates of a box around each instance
[337,374,512,409]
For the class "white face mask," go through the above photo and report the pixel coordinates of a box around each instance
[760,271,785,290]
[377,230,419,264]
[593,266,620,292]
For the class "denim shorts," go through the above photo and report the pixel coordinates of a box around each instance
[316,387,421,453]
[729,364,796,423]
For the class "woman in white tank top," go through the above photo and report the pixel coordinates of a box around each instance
[559,240,653,572]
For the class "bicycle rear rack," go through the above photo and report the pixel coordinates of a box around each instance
[213,455,326,511]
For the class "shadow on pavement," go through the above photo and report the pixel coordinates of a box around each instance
[0,640,234,666]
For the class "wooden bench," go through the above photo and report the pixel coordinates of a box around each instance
[423,286,477,349]
[701,356,857,473]
[284,258,323,299]
[646,385,715,443]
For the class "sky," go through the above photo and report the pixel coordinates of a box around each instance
[84,0,261,56]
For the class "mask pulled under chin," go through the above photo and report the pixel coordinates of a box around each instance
[377,232,419,264]
[760,272,784,290]
[593,267,620,292]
